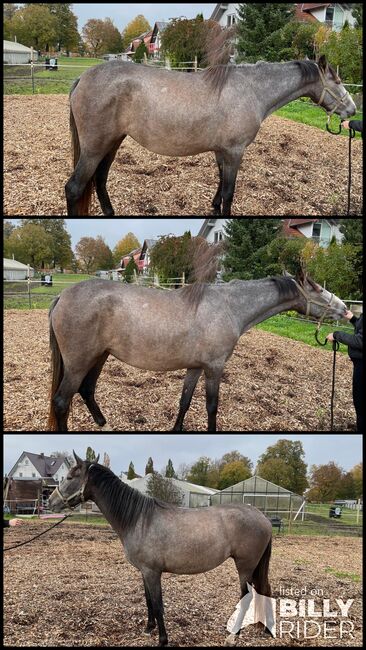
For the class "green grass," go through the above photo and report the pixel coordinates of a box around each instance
[4,56,104,95]
[4,273,94,309]
[325,568,361,582]
[274,99,362,138]
[255,314,351,354]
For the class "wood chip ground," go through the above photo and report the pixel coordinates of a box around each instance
[4,95,362,216]
[3,522,362,646]
[4,309,356,431]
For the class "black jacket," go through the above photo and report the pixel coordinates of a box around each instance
[349,119,363,134]
[3,519,10,528]
[334,314,363,360]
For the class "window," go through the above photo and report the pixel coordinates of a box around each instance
[25,459,29,465]
[325,6,334,24]
[312,223,321,239]
[19,472,23,477]
[227,14,236,27]
[32,472,36,477]
[214,231,223,243]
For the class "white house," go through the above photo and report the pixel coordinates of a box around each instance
[3,39,38,64]
[210,3,356,32]
[122,474,218,508]
[7,451,70,483]
[198,218,343,248]
[4,258,34,280]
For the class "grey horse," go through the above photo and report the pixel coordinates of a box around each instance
[65,55,355,216]
[48,270,347,431]
[49,452,273,646]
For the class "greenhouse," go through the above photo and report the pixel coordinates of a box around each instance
[210,475,304,520]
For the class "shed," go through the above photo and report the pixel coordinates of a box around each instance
[3,39,38,64]
[210,475,304,520]
[4,258,34,280]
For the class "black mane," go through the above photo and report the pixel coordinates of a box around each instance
[270,275,300,301]
[87,463,171,532]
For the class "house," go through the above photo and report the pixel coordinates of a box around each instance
[126,30,153,58]
[139,239,158,274]
[4,451,71,514]
[122,474,219,508]
[150,22,169,58]
[4,258,34,280]
[198,218,343,248]
[4,39,38,64]
[210,3,356,32]
[120,248,144,273]
[282,218,343,246]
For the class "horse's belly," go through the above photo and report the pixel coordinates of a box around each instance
[130,132,207,157]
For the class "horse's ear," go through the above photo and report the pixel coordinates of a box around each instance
[283,270,292,277]
[73,450,83,466]
[296,267,306,286]
[95,454,100,464]
[318,54,328,73]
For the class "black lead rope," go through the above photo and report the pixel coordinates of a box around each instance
[315,327,340,431]
[326,118,355,216]
[3,514,70,552]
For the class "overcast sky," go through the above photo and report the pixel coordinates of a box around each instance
[3,434,362,477]
[8,219,204,250]
[72,3,216,31]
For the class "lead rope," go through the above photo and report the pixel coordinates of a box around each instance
[315,324,340,431]
[3,514,70,552]
[326,118,355,216]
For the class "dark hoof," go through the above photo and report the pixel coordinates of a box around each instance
[144,624,156,634]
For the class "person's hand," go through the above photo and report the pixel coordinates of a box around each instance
[343,309,354,320]
[9,518,23,527]
[326,333,335,342]
[342,120,350,129]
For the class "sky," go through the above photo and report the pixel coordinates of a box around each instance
[7,219,204,250]
[3,434,362,477]
[72,3,216,31]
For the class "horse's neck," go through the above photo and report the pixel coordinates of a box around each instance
[251,63,313,120]
[228,280,297,335]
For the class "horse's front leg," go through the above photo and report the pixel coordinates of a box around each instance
[221,149,244,216]
[172,369,202,431]
[142,569,168,646]
[142,576,156,634]
[212,152,224,215]
[204,368,223,432]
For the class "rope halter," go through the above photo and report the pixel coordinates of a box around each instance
[53,463,96,511]
[316,66,350,119]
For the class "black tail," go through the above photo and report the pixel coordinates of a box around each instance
[48,296,65,430]
[252,538,272,596]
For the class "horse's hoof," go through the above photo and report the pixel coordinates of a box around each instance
[224,633,239,646]
[98,423,113,431]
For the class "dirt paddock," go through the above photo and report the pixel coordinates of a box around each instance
[3,522,362,646]
[4,309,356,431]
[4,95,363,216]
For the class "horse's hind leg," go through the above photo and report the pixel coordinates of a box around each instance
[52,370,86,431]
[65,152,102,215]
[172,368,202,431]
[94,137,126,216]
[78,352,109,427]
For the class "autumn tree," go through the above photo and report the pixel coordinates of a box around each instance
[145,457,154,475]
[4,222,53,268]
[121,15,151,50]
[256,439,308,495]
[3,220,15,242]
[75,236,113,274]
[103,452,110,468]
[306,462,343,502]
[113,232,141,266]
[218,460,252,490]
[186,456,220,488]
[82,18,122,57]
[86,446,98,462]
[165,459,177,479]
[32,3,79,53]
[127,462,137,480]
[21,219,72,270]
[351,463,363,499]
[6,4,58,50]
[146,473,184,505]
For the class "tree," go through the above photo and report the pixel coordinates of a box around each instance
[6,4,58,50]
[339,219,363,245]
[75,236,112,274]
[145,457,154,475]
[21,219,72,270]
[351,4,363,28]
[218,460,252,490]
[351,463,362,499]
[335,471,356,500]
[257,439,308,495]
[127,461,137,480]
[34,3,79,53]
[124,256,138,283]
[320,23,362,84]
[186,456,213,487]
[223,219,282,280]
[146,473,184,505]
[305,239,362,299]
[113,232,141,265]
[5,222,53,268]
[236,3,295,62]
[121,15,151,50]
[86,446,97,462]
[3,220,15,242]
[134,40,148,62]
[161,16,220,67]
[82,18,122,57]
[306,462,343,502]
[165,459,177,479]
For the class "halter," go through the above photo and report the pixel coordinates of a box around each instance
[316,66,350,117]
[293,280,337,324]
[54,463,95,511]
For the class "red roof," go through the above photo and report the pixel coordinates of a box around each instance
[295,3,330,23]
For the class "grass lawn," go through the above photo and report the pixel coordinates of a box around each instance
[255,314,352,354]
[4,273,94,309]
[274,100,363,139]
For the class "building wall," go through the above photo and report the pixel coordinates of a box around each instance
[216,3,240,28]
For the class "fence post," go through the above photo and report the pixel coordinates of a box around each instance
[165,57,171,70]
[356,498,361,524]
[182,271,185,286]
[144,52,148,64]
[31,47,35,94]
[27,264,31,308]
[154,274,160,287]
[194,55,197,72]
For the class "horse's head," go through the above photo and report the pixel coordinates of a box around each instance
[314,55,356,120]
[293,270,347,321]
[49,451,100,512]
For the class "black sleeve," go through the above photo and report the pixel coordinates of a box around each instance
[333,330,363,350]
[3,519,10,528]
[349,120,363,133]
